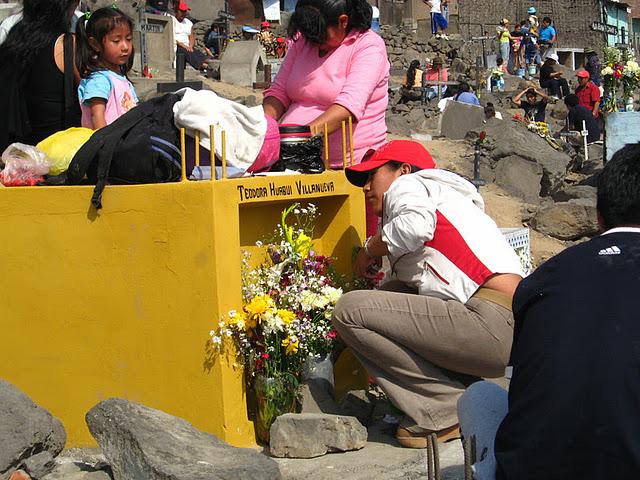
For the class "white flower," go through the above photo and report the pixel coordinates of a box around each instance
[218,321,226,328]
[211,336,222,345]
[601,66,614,76]
[321,285,343,305]
[255,240,263,247]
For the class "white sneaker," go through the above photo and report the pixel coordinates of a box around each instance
[440,34,449,40]
[435,33,441,39]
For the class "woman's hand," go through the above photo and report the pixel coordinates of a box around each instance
[354,247,382,279]
[263,96,286,120]
[354,233,389,278]
[309,104,354,135]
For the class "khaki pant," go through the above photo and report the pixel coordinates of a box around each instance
[332,282,514,431]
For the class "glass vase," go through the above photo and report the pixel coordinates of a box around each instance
[253,372,299,443]
[625,96,635,112]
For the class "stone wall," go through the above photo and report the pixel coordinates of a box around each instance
[380,25,483,70]
[457,0,606,51]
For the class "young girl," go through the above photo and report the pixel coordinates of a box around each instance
[76,7,138,129]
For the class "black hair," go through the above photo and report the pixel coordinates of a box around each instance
[387,160,420,173]
[459,81,471,92]
[597,143,640,229]
[542,16,552,24]
[0,0,78,77]
[287,0,372,45]
[406,60,420,87]
[564,93,579,107]
[526,87,537,96]
[484,102,496,118]
[75,7,135,78]
[496,57,504,66]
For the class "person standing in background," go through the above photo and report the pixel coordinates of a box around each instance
[424,0,447,39]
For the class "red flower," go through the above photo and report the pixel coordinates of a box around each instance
[261,352,270,359]
[479,131,487,141]
[327,330,338,339]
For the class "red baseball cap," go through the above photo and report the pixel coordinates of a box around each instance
[576,69,590,78]
[177,1,190,11]
[345,140,436,187]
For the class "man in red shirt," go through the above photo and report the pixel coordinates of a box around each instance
[575,69,600,118]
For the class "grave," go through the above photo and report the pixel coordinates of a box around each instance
[133,12,176,71]
[220,40,267,87]
[439,100,485,140]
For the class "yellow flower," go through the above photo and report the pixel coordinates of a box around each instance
[277,309,296,325]
[293,232,313,257]
[281,336,299,355]
[227,309,248,331]
[244,294,274,328]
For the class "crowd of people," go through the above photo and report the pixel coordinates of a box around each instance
[496,8,558,79]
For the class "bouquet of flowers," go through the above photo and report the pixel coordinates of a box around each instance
[209,202,343,441]
[601,47,640,111]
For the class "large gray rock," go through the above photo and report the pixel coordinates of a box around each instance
[0,380,66,478]
[41,463,112,480]
[494,155,543,203]
[86,398,280,480]
[531,202,598,240]
[553,185,597,204]
[440,101,485,140]
[21,451,55,480]
[269,414,367,459]
[477,122,571,196]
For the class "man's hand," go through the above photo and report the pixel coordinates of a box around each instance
[354,247,382,279]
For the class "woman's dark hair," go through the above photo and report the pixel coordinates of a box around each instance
[75,7,134,77]
[405,60,420,87]
[484,102,496,118]
[287,0,372,44]
[542,16,552,24]
[0,0,78,77]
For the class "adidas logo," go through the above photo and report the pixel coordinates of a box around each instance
[598,246,621,256]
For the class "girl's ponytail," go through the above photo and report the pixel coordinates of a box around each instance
[75,12,95,78]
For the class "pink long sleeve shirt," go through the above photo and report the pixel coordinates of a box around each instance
[264,29,390,167]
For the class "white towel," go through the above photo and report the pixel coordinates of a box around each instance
[173,88,267,170]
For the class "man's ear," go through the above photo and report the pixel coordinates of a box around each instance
[401,163,413,175]
[88,37,101,53]
[338,14,348,29]
[596,210,607,233]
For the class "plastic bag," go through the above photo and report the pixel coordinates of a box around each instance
[269,135,325,174]
[36,127,94,176]
[0,143,51,186]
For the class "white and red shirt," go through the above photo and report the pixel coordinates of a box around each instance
[381,169,523,303]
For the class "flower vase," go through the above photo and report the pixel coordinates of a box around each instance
[254,373,299,443]
[625,97,635,112]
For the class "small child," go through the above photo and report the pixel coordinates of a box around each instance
[490,58,506,92]
[76,7,138,129]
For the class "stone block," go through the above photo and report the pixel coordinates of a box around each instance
[220,40,267,87]
[0,380,66,478]
[21,452,54,480]
[86,398,280,480]
[269,413,367,459]
[494,155,543,203]
[439,101,485,140]
[531,202,598,240]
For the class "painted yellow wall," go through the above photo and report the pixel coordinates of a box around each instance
[0,172,364,448]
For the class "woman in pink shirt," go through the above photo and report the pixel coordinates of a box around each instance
[263,0,389,168]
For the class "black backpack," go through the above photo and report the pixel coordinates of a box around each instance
[64,93,182,209]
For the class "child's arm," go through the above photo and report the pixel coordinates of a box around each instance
[87,98,108,129]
